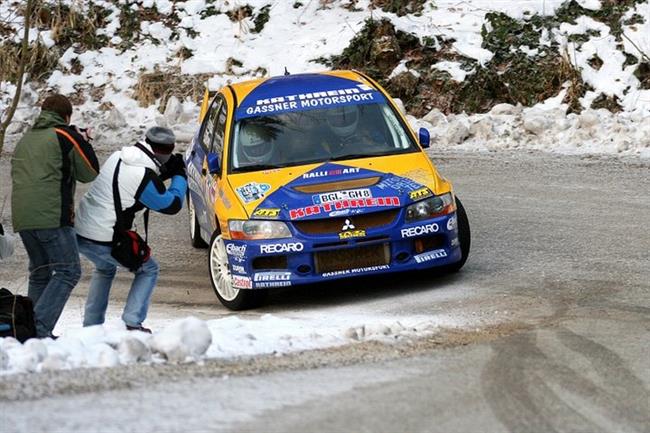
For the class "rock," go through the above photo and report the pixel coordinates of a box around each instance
[151,317,212,362]
[105,107,127,129]
[422,108,447,127]
[118,336,152,364]
[164,96,183,125]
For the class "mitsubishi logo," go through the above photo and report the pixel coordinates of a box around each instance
[342,219,355,231]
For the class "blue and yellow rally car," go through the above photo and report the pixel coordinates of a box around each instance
[186,70,470,309]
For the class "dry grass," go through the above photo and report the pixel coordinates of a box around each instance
[134,68,212,111]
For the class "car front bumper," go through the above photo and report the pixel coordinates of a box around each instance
[224,212,462,289]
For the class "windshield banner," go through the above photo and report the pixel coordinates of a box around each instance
[235,75,386,120]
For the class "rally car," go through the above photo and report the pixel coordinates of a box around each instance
[185,70,470,310]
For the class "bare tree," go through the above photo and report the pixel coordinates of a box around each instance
[0,0,34,155]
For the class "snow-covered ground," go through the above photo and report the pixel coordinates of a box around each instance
[1,0,649,156]
[0,296,474,375]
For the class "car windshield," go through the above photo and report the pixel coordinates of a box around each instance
[230,102,417,172]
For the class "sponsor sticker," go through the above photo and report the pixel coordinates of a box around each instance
[232,275,252,289]
[450,237,460,247]
[302,166,360,179]
[447,216,457,231]
[260,242,304,254]
[313,188,371,204]
[322,264,390,278]
[414,249,448,263]
[409,187,432,201]
[376,176,422,192]
[253,272,292,282]
[339,230,366,240]
[290,196,400,220]
[252,208,281,218]
[401,223,439,238]
[231,264,246,274]
[236,182,271,204]
[226,243,247,258]
[238,84,380,120]
[256,281,292,288]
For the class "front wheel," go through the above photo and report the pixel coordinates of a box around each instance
[445,196,471,273]
[208,232,267,310]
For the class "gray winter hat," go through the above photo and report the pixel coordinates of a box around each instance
[145,126,176,153]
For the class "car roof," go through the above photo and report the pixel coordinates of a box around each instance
[228,70,376,104]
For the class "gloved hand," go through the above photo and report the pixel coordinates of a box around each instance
[160,153,186,180]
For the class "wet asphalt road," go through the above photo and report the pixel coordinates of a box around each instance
[1,151,649,432]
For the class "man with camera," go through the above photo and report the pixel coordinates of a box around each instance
[75,127,187,333]
[11,94,99,338]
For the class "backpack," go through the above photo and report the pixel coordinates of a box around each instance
[0,288,37,342]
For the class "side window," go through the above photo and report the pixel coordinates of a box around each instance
[211,100,228,156]
[200,98,222,151]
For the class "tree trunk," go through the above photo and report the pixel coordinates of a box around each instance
[0,0,34,156]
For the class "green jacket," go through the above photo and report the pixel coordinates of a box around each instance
[11,111,100,232]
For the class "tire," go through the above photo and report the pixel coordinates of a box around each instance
[188,195,208,248]
[445,196,471,273]
[208,232,268,310]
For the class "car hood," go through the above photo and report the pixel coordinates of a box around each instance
[227,152,444,221]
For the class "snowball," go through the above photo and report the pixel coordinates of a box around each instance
[422,108,447,127]
[118,336,152,364]
[0,347,8,370]
[578,109,600,128]
[490,103,521,116]
[522,111,550,135]
[151,317,212,362]
[105,107,127,129]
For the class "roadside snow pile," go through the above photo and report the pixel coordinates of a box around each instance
[407,104,650,157]
[0,313,446,375]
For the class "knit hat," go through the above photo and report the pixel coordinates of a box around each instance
[145,127,175,154]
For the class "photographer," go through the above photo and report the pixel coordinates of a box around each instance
[75,127,187,333]
[11,94,99,338]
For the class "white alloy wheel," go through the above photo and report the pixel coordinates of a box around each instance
[209,234,239,302]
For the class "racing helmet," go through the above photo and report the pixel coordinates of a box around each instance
[326,105,359,138]
[240,123,273,164]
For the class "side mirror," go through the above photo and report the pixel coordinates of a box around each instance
[207,152,220,175]
[418,127,430,149]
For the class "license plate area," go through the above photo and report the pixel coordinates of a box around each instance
[314,243,390,274]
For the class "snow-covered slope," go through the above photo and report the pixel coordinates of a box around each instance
[1,0,649,155]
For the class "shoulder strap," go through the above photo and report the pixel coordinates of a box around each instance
[135,142,162,169]
[112,159,124,231]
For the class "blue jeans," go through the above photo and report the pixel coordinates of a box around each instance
[77,236,159,327]
[19,227,81,338]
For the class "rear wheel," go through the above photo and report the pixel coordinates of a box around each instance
[445,196,471,273]
[208,232,267,310]
[188,195,208,248]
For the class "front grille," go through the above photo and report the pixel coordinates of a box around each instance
[252,255,288,270]
[314,243,390,273]
[294,209,399,235]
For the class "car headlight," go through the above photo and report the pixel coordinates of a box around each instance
[405,193,455,222]
[229,220,292,240]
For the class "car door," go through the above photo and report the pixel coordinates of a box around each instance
[205,96,229,234]
[188,95,223,233]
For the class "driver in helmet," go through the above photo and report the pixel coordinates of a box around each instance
[326,104,359,147]
[239,123,275,166]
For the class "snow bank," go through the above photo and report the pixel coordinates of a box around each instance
[409,105,650,158]
[0,312,452,375]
